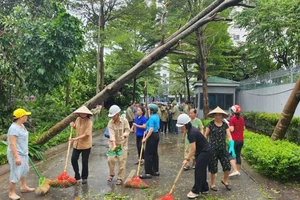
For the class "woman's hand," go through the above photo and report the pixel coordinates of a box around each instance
[182,159,188,166]
[15,156,21,166]
[69,138,77,142]
[142,138,147,143]
[70,122,75,128]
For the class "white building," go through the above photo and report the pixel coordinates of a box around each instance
[227,7,248,46]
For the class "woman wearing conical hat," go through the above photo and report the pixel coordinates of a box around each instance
[205,106,236,192]
[69,105,97,185]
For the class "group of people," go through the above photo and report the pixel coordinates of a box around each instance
[6,102,244,199]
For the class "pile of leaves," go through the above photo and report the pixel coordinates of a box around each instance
[50,172,77,188]
[106,145,123,157]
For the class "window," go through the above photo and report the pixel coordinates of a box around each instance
[200,93,233,110]
[233,34,240,41]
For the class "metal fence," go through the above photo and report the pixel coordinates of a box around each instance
[239,65,300,90]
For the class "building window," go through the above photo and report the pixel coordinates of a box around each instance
[233,34,240,41]
[200,93,233,110]
[163,73,167,77]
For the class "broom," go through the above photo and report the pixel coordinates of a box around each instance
[155,164,185,200]
[50,127,77,188]
[124,131,148,189]
[28,157,51,195]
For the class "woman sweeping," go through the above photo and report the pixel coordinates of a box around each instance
[69,105,95,184]
[131,106,147,165]
[228,105,245,177]
[177,114,211,199]
[7,108,35,200]
[140,104,160,179]
[205,106,235,191]
[107,105,130,185]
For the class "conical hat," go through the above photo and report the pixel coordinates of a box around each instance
[73,106,93,115]
[207,106,229,118]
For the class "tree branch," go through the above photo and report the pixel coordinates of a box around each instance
[237,3,255,8]
[213,17,232,22]
[170,50,196,57]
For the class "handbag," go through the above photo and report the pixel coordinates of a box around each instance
[104,126,110,138]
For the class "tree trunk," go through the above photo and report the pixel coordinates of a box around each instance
[96,0,105,94]
[35,0,244,145]
[185,75,191,103]
[271,77,300,140]
[195,27,209,119]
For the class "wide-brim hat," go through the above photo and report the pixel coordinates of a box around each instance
[73,106,93,116]
[207,106,229,118]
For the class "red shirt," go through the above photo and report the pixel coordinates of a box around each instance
[229,116,245,141]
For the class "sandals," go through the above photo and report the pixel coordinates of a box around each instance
[221,180,232,190]
[139,174,152,179]
[107,175,114,182]
[151,172,160,176]
[115,179,123,185]
[210,186,218,191]
[184,166,191,171]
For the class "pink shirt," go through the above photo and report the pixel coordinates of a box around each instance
[229,116,245,141]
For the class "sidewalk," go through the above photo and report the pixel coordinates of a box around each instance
[0,131,274,200]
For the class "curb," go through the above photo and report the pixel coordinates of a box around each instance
[0,129,104,177]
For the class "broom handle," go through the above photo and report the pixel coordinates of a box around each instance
[64,127,73,172]
[28,156,42,178]
[136,131,146,175]
[169,164,185,195]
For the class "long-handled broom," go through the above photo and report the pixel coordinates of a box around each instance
[50,127,77,188]
[28,157,51,195]
[124,131,148,189]
[155,164,185,200]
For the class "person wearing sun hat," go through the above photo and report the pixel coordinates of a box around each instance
[69,105,95,185]
[205,106,236,192]
[7,108,35,200]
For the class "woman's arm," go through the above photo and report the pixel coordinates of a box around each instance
[142,127,153,143]
[204,127,210,139]
[226,128,233,141]
[9,135,21,165]
[182,142,196,165]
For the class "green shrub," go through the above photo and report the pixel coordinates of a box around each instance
[242,130,300,182]
[243,112,300,145]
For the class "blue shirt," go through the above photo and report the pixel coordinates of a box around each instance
[146,114,160,132]
[134,115,147,136]
[7,123,29,156]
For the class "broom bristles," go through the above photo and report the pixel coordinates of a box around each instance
[35,179,51,195]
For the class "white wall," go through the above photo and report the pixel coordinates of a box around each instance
[236,83,300,116]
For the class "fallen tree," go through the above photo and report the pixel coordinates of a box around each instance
[35,0,246,145]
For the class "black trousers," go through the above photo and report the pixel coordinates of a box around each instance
[136,135,144,160]
[161,121,168,133]
[71,148,91,180]
[144,133,159,174]
[192,150,212,194]
[230,140,244,165]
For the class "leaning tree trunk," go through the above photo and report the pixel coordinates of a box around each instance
[35,0,244,145]
[271,77,300,141]
[195,27,209,119]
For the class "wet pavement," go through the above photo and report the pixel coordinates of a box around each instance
[0,130,270,200]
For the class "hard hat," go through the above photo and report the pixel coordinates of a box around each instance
[231,105,242,114]
[108,105,121,117]
[148,104,158,113]
[176,114,191,127]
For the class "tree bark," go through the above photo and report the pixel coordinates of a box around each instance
[35,0,244,145]
[271,77,300,140]
[195,27,209,119]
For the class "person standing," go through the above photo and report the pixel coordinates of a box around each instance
[182,101,189,114]
[140,104,160,179]
[167,102,173,133]
[69,105,94,184]
[228,105,245,177]
[7,108,35,200]
[205,106,235,191]
[126,103,134,128]
[160,103,168,134]
[107,105,130,185]
[131,106,147,165]
[183,108,204,170]
[177,114,212,199]
[170,101,180,134]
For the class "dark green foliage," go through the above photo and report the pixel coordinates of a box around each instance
[242,130,300,182]
[243,112,300,145]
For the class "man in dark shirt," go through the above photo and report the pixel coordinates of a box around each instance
[177,114,212,199]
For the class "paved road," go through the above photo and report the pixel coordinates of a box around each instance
[0,131,269,200]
